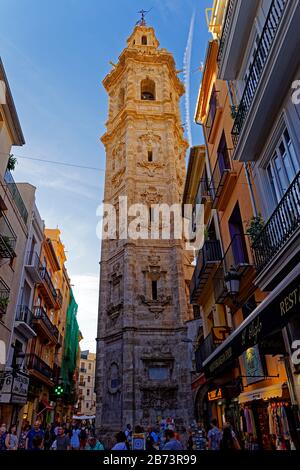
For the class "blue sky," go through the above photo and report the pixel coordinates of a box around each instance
[0,0,211,351]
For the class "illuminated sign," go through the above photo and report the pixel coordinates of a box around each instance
[208,388,222,401]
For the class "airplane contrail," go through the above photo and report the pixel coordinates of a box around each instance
[183,11,195,148]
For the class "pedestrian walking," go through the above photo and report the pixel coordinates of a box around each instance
[111,431,128,450]
[162,429,183,450]
[79,424,88,450]
[0,424,7,451]
[54,426,71,450]
[85,436,105,450]
[70,424,80,450]
[207,419,222,450]
[26,421,44,450]
[220,425,241,450]
[5,425,18,450]
[32,435,43,451]
[18,424,30,450]
[44,423,54,450]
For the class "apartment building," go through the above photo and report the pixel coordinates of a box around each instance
[78,350,96,416]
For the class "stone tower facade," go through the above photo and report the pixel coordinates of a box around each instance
[96,24,193,439]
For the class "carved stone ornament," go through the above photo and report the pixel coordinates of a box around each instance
[140,186,163,205]
[112,167,125,188]
[139,295,172,318]
[137,160,166,177]
[140,387,178,410]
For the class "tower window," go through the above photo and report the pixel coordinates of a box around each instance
[148,150,153,162]
[141,78,156,101]
[142,35,147,45]
[152,280,158,300]
[118,88,125,110]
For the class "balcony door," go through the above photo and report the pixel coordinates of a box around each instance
[217,132,230,174]
[267,127,300,206]
[228,203,248,265]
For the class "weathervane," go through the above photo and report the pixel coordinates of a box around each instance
[136,8,152,26]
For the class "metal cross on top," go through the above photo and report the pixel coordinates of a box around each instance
[136,8,152,26]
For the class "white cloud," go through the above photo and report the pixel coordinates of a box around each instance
[71,273,99,353]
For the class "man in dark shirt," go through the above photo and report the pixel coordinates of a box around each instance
[56,427,71,450]
[26,421,45,450]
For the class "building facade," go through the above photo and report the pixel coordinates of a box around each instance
[77,350,96,416]
[188,0,300,450]
[96,23,193,440]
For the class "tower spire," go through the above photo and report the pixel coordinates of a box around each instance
[136,8,152,26]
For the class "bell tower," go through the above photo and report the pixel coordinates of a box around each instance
[96,22,193,440]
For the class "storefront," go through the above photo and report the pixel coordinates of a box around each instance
[203,264,300,449]
[0,370,29,428]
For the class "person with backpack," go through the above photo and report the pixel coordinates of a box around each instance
[207,419,222,450]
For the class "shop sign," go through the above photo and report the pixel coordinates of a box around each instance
[204,273,300,377]
[0,371,29,404]
[208,388,222,401]
[212,326,231,344]
[242,346,264,385]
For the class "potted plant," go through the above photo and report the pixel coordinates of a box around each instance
[246,215,264,245]
[7,155,17,171]
[0,296,9,313]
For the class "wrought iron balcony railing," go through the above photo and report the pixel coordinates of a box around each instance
[217,0,234,65]
[32,306,59,340]
[0,277,10,314]
[209,148,232,203]
[15,305,33,325]
[0,213,17,259]
[4,170,28,224]
[195,326,232,372]
[56,289,63,307]
[252,171,300,273]
[190,240,222,302]
[26,353,53,380]
[39,267,58,301]
[232,0,288,147]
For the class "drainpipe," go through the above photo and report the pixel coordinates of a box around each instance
[226,80,259,217]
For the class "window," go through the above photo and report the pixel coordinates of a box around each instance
[87,389,90,396]
[88,363,92,370]
[267,127,300,204]
[141,78,156,100]
[86,402,89,409]
[148,150,153,162]
[148,367,169,380]
[151,280,158,300]
[87,376,91,383]
[142,35,147,45]
[118,88,125,110]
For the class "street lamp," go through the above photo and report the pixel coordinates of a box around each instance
[225,268,241,297]
[15,352,25,370]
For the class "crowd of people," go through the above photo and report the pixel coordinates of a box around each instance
[0,418,241,451]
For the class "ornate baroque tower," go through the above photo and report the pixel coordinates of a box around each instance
[96,23,193,438]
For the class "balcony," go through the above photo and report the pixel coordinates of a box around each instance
[79,381,86,387]
[214,234,255,304]
[32,306,59,344]
[26,353,54,386]
[190,240,222,303]
[232,0,289,150]
[0,278,10,315]
[24,252,43,284]
[210,149,237,211]
[217,0,261,80]
[252,172,300,288]
[0,213,17,260]
[14,306,36,339]
[4,170,28,224]
[205,89,223,144]
[55,288,63,309]
[195,326,232,372]
[230,0,300,164]
[80,367,87,373]
[39,267,58,307]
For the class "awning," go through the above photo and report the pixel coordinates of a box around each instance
[238,383,285,404]
[203,264,300,377]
